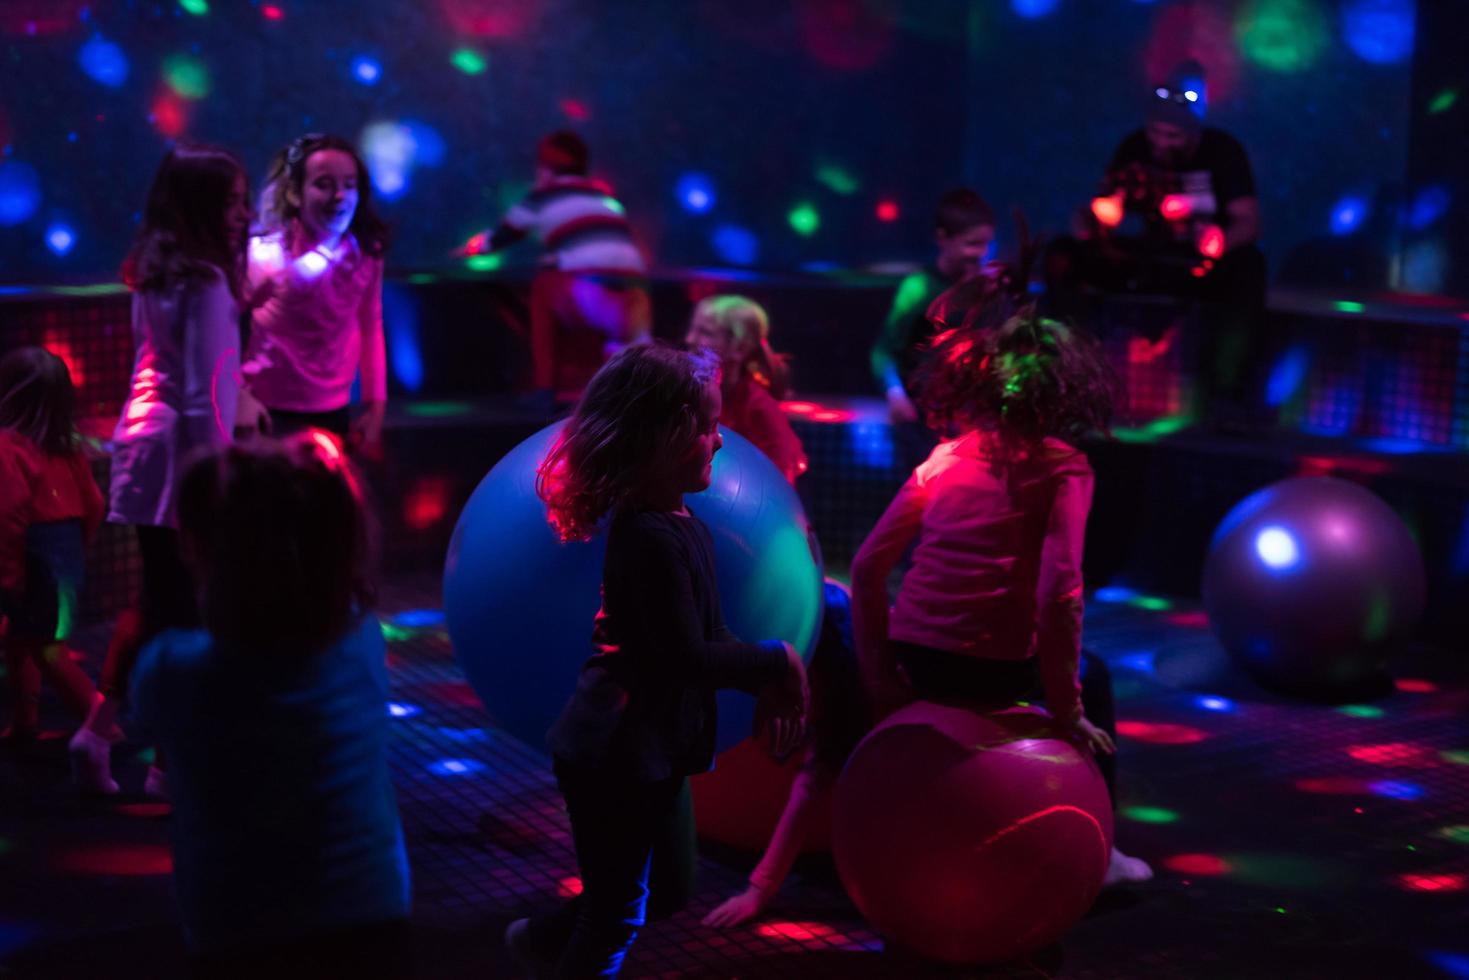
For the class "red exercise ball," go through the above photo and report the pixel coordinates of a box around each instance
[691,737,832,853]
[832,702,1112,965]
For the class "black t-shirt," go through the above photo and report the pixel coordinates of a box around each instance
[1107,127,1256,245]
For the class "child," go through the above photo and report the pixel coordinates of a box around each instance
[853,291,1151,885]
[130,436,410,978]
[243,133,389,456]
[684,295,807,484]
[871,188,996,424]
[70,142,251,795]
[463,130,650,405]
[0,348,108,742]
[505,344,809,977]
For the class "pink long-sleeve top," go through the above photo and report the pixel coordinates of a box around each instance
[852,430,1093,724]
[242,230,385,413]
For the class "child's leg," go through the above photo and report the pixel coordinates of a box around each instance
[35,641,100,719]
[644,777,696,921]
[3,638,42,735]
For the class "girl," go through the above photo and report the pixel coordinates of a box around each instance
[850,294,1151,886]
[505,344,809,978]
[70,143,251,795]
[130,436,410,978]
[242,133,389,456]
[0,348,108,743]
[683,295,807,484]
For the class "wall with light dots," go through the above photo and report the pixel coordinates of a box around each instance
[0,0,1451,294]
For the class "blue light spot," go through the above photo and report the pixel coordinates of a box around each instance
[1194,695,1235,712]
[1094,585,1139,604]
[848,422,895,469]
[1341,0,1415,65]
[436,726,489,743]
[429,758,486,777]
[393,608,444,628]
[351,56,381,85]
[401,119,446,167]
[0,161,42,227]
[1265,345,1310,407]
[1255,526,1300,570]
[1115,650,1157,675]
[45,223,75,256]
[711,224,758,266]
[383,282,422,392]
[1427,951,1469,980]
[1407,185,1449,230]
[387,702,421,719]
[1329,194,1368,235]
[675,172,714,214]
[1010,0,1060,17]
[1369,779,1423,800]
[78,35,129,87]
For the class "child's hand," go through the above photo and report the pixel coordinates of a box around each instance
[348,401,386,462]
[702,886,770,929]
[234,388,272,440]
[1062,716,1115,756]
[754,643,808,759]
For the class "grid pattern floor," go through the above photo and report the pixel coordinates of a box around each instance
[2,574,1468,979]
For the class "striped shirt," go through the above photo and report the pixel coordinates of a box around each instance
[501,175,646,275]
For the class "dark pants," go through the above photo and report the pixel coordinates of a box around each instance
[100,525,199,699]
[524,762,695,978]
[267,406,351,441]
[189,918,411,980]
[894,642,1118,804]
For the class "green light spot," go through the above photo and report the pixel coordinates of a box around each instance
[404,401,473,418]
[1338,704,1384,719]
[605,199,626,216]
[178,0,209,14]
[381,622,417,643]
[1112,414,1194,444]
[814,164,860,196]
[788,202,820,237]
[404,273,436,284]
[1274,906,1287,914]
[1442,749,1469,766]
[1121,805,1180,824]
[52,284,129,297]
[1234,0,1329,73]
[1427,89,1458,115]
[451,48,488,75]
[1406,844,1416,851]
[135,747,156,765]
[466,253,502,272]
[163,54,211,100]
[1129,595,1173,612]
[1333,300,1365,314]
[1436,824,1469,845]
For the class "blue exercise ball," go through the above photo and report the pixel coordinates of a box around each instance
[444,422,823,751]
[1202,476,1425,697]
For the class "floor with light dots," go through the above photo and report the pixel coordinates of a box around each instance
[2,572,1467,979]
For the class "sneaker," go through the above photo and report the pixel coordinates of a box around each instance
[504,917,556,980]
[1104,846,1154,887]
[69,728,120,795]
[143,765,169,800]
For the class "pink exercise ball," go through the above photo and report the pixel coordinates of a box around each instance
[832,702,1112,965]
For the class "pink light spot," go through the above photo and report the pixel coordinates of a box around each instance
[559,98,590,120]
[558,875,583,897]
[875,200,899,222]
[1116,720,1209,745]
[1347,742,1437,767]
[261,4,283,18]
[1395,678,1437,693]
[1163,853,1231,876]
[1399,872,1465,893]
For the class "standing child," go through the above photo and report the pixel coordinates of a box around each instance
[243,133,389,456]
[871,188,996,424]
[684,295,807,484]
[506,344,809,977]
[70,143,251,795]
[130,436,410,978]
[853,294,1151,886]
[463,130,650,405]
[0,348,108,741]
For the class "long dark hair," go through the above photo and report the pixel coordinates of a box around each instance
[177,434,377,658]
[0,347,81,456]
[916,289,1116,451]
[123,143,247,302]
[537,344,720,542]
[258,133,390,257]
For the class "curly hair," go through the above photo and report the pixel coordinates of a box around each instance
[915,290,1116,450]
[256,133,390,257]
[690,294,792,399]
[537,344,720,542]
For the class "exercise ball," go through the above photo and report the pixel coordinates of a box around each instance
[833,702,1112,965]
[443,422,823,751]
[1202,476,1425,697]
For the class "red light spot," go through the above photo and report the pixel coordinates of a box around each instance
[875,200,899,222]
[756,921,836,942]
[422,681,482,708]
[811,409,853,423]
[1091,194,1124,228]
[1395,678,1436,693]
[1347,742,1437,767]
[558,875,583,897]
[308,428,345,464]
[559,98,590,121]
[1296,776,1376,794]
[1198,224,1225,259]
[42,331,84,387]
[150,93,187,138]
[1160,194,1191,220]
[1116,720,1209,745]
[1399,872,1465,893]
[1163,853,1231,876]
[55,844,172,876]
[464,231,489,256]
[1296,455,1392,478]
[403,476,453,531]
[1190,266,1208,278]
[781,400,820,415]
[1166,610,1211,629]
[261,4,283,18]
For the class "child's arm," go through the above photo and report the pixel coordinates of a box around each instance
[870,273,929,422]
[850,474,928,713]
[350,259,387,457]
[1034,459,1093,729]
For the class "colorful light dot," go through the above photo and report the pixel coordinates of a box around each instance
[711,224,758,266]
[1235,0,1330,73]
[387,702,421,719]
[1329,194,1368,235]
[1427,89,1458,115]
[674,173,714,214]
[78,35,128,87]
[1333,300,1366,313]
[451,48,488,75]
[1195,695,1234,712]
[466,253,501,272]
[261,3,283,19]
[45,223,74,256]
[1398,872,1465,893]
[814,165,859,196]
[1435,825,1469,845]
[352,56,381,84]
[1441,750,1469,766]
[1341,0,1415,65]
[177,0,208,14]
[1395,678,1436,693]
[788,202,820,237]
[1120,805,1180,824]
[1164,853,1231,875]
[1338,704,1384,718]
[428,758,486,777]
[162,53,211,100]
[875,199,899,222]
[1254,526,1300,569]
